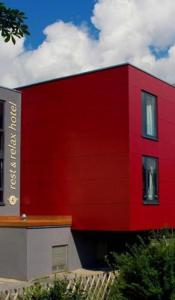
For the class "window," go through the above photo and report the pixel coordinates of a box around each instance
[52,245,68,272]
[142,156,158,204]
[0,101,4,205]
[142,91,157,139]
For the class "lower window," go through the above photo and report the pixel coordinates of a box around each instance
[142,156,159,204]
[52,245,68,272]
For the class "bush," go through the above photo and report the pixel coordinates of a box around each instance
[22,282,49,300]
[22,277,87,300]
[109,231,175,300]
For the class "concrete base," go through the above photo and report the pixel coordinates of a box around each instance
[0,220,146,280]
[0,226,81,280]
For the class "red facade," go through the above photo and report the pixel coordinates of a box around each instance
[129,66,175,230]
[19,64,175,231]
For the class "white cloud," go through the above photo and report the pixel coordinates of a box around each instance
[1,0,175,87]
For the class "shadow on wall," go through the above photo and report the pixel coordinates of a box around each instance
[71,230,151,269]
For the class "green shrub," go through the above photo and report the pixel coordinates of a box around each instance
[66,280,87,300]
[22,282,49,300]
[21,277,87,300]
[109,231,175,300]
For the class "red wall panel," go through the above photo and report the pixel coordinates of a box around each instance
[20,66,130,230]
[129,65,175,230]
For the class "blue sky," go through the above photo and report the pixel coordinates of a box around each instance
[1,0,175,88]
[3,0,98,48]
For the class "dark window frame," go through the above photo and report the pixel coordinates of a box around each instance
[142,155,159,205]
[142,91,158,141]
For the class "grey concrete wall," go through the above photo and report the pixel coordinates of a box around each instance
[68,231,82,271]
[0,227,78,280]
[27,227,76,280]
[0,228,27,279]
[0,87,21,215]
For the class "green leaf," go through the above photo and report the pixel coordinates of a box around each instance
[0,1,30,44]
[11,35,16,44]
[4,34,10,42]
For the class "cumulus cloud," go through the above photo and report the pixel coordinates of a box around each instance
[1,0,175,87]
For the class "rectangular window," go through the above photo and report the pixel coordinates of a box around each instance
[142,156,158,204]
[142,91,157,139]
[0,101,4,205]
[52,245,68,272]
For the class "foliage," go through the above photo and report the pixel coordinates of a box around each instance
[21,282,49,300]
[0,1,29,44]
[66,279,87,300]
[21,277,87,300]
[47,279,68,300]
[109,230,175,300]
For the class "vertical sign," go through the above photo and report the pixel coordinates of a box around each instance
[8,101,18,205]
[0,87,21,216]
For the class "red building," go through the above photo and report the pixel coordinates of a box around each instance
[0,63,175,280]
[20,63,175,231]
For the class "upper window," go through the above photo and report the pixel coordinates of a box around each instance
[142,91,158,139]
[142,156,158,204]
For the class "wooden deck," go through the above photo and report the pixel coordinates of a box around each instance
[0,215,72,227]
